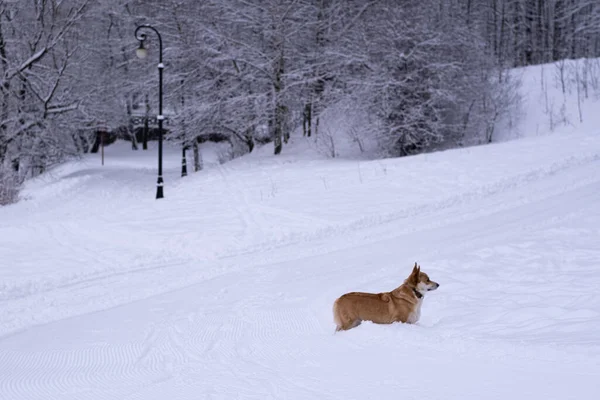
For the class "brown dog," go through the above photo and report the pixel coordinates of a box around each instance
[333,263,439,331]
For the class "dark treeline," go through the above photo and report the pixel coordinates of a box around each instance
[482,0,600,67]
[1,0,599,204]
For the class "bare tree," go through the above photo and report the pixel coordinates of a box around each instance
[0,0,92,183]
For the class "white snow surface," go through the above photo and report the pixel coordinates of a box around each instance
[2,64,600,399]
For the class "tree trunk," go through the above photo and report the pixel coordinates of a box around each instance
[143,94,149,150]
[126,101,138,150]
[273,104,283,155]
[303,102,312,137]
[193,139,202,171]
[245,126,255,152]
[273,48,286,154]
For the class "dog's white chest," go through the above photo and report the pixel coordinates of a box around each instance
[407,301,423,324]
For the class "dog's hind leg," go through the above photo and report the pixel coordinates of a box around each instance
[333,298,362,332]
[336,318,361,332]
[350,319,362,329]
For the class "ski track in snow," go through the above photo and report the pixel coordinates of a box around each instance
[1,133,600,399]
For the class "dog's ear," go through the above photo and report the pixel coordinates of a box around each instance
[411,262,420,284]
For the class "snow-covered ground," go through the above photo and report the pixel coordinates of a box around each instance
[1,62,600,399]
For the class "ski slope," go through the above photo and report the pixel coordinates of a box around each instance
[2,59,600,398]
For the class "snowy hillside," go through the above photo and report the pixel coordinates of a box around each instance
[1,62,600,399]
[498,58,600,141]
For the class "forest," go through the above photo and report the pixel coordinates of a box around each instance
[1,0,599,204]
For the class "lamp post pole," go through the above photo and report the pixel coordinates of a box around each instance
[181,145,187,177]
[180,78,187,178]
[135,24,165,199]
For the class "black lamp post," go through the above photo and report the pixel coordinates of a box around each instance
[181,145,187,177]
[180,78,187,178]
[135,24,165,199]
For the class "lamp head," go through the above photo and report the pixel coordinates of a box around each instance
[136,40,147,59]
